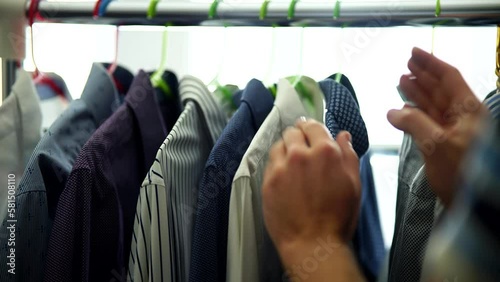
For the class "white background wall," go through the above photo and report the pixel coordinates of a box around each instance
[22,23,498,248]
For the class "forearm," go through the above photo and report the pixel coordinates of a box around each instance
[278,237,366,282]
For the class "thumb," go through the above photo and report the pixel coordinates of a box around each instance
[387,107,445,153]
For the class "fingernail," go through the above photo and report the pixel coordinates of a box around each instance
[298,116,307,122]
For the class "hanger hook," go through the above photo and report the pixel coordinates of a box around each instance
[98,0,113,17]
[93,0,102,18]
[260,0,270,21]
[148,0,160,19]
[28,0,41,77]
[435,0,441,17]
[209,0,221,19]
[333,0,341,20]
[288,0,298,20]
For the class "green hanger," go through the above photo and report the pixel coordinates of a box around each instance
[209,0,221,19]
[263,19,278,98]
[287,0,299,20]
[260,0,271,20]
[207,25,238,112]
[147,0,160,19]
[151,23,174,98]
[333,0,341,20]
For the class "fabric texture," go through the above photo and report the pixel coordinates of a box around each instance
[0,70,42,231]
[44,71,169,282]
[388,93,500,282]
[422,118,500,281]
[388,133,437,282]
[189,79,274,282]
[128,75,228,282]
[226,77,369,282]
[354,151,386,281]
[0,63,121,282]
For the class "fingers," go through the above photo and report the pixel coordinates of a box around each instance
[387,107,445,150]
[283,126,307,151]
[336,131,359,171]
[295,118,333,147]
[410,47,452,80]
[406,49,453,113]
[399,74,433,110]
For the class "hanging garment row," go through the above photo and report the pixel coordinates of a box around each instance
[0,63,385,282]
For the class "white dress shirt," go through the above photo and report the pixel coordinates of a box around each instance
[0,70,42,224]
[226,77,324,282]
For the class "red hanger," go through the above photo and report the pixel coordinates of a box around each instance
[28,0,67,99]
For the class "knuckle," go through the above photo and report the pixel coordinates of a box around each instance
[398,109,415,124]
[287,146,308,165]
[316,140,340,159]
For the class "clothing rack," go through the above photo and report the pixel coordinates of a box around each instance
[1,0,500,100]
[33,1,500,26]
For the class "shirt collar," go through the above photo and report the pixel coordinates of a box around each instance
[81,63,121,126]
[179,75,228,143]
[275,76,324,130]
[125,70,168,158]
[0,70,42,158]
[241,79,274,129]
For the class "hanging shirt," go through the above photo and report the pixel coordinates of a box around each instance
[36,72,72,132]
[189,79,274,282]
[355,151,386,281]
[388,91,500,282]
[128,75,227,282]
[0,70,42,236]
[44,70,169,282]
[226,77,325,282]
[0,63,121,282]
[422,118,500,282]
[226,78,369,282]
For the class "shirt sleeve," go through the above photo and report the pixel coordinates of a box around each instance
[128,172,171,282]
[226,176,259,282]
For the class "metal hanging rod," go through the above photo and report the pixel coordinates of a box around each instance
[34,0,500,27]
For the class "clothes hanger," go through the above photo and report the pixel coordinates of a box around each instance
[260,1,277,98]
[206,2,238,112]
[206,24,237,112]
[150,24,174,98]
[286,2,317,117]
[146,0,175,98]
[148,0,160,19]
[28,0,67,99]
[93,0,113,18]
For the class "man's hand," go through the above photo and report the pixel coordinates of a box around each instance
[262,119,365,281]
[388,47,488,207]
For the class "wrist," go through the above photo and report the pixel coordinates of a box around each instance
[277,236,364,282]
[277,235,348,270]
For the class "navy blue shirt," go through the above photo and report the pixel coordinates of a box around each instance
[189,79,273,282]
[354,151,386,281]
[44,71,170,282]
[0,63,122,282]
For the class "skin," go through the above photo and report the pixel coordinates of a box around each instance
[262,47,488,281]
[387,47,487,207]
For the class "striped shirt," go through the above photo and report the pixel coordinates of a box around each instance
[128,76,228,282]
